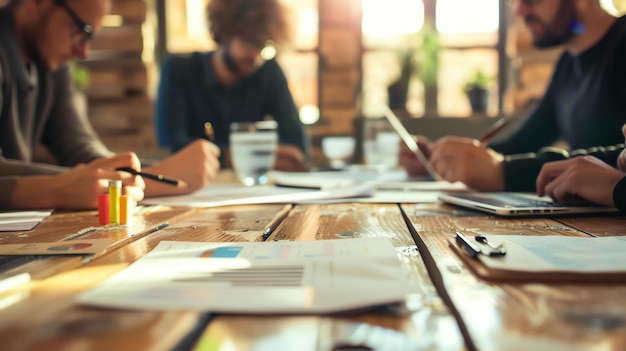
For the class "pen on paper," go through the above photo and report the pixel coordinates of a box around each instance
[116,167,188,188]
[479,117,509,144]
[204,122,215,141]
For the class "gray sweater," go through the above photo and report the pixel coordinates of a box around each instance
[0,8,111,209]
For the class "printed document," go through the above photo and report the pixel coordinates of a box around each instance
[478,235,626,273]
[77,238,413,313]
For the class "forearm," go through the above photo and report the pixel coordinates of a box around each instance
[0,157,67,177]
[5,175,59,210]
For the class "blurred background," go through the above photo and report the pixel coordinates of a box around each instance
[3,0,626,167]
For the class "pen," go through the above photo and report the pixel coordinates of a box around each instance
[479,117,509,144]
[116,167,187,188]
[143,222,170,236]
[455,231,482,259]
[204,122,215,141]
[261,205,292,241]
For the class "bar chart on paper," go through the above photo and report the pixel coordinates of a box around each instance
[77,238,414,313]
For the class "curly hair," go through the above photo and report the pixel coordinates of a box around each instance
[206,0,290,45]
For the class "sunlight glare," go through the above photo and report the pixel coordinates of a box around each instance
[436,0,499,34]
[362,0,424,37]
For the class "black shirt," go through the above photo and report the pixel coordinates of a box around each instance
[496,16,626,191]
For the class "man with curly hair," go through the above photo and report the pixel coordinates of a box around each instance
[155,0,308,171]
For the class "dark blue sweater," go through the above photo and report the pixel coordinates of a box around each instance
[154,52,308,166]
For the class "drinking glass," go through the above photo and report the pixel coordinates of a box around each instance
[230,121,278,186]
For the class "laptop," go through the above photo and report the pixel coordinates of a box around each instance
[438,192,619,216]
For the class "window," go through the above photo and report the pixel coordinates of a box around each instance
[361,0,504,118]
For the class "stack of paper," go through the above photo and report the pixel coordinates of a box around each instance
[77,238,414,313]
[452,235,626,281]
[140,183,374,208]
[0,211,52,231]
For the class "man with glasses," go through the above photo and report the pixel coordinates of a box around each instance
[0,0,221,210]
[400,0,626,193]
[154,0,308,171]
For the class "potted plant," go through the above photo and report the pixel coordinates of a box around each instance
[387,50,416,112]
[463,70,491,114]
[68,60,90,115]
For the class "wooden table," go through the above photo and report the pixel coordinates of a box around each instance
[1,194,625,350]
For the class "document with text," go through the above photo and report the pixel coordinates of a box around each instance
[77,238,413,313]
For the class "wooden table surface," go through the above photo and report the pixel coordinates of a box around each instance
[1,195,625,350]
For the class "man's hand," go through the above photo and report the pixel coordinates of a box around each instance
[429,136,505,191]
[274,144,307,172]
[536,156,625,207]
[10,152,145,210]
[144,140,221,196]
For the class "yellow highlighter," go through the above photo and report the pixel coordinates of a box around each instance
[108,180,122,224]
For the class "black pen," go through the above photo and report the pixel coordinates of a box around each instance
[116,167,187,188]
[455,231,482,259]
[146,222,169,234]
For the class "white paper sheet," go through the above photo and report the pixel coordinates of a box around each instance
[270,168,411,189]
[478,235,626,273]
[77,238,413,313]
[0,210,52,231]
[139,183,374,208]
[271,170,466,193]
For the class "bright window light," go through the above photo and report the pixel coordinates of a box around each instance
[299,105,320,125]
[186,0,207,39]
[436,0,499,34]
[362,0,424,37]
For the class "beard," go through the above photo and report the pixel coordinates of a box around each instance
[525,0,578,48]
[221,41,262,78]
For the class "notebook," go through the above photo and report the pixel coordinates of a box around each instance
[438,192,619,216]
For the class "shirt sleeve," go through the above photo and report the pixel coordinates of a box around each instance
[503,144,625,192]
[154,56,194,153]
[40,65,112,166]
[612,176,626,213]
[0,177,16,210]
[263,60,309,156]
[0,57,68,210]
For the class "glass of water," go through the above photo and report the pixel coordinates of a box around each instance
[230,121,278,186]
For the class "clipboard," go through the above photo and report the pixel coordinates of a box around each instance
[448,238,626,283]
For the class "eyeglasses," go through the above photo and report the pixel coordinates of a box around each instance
[54,0,94,47]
